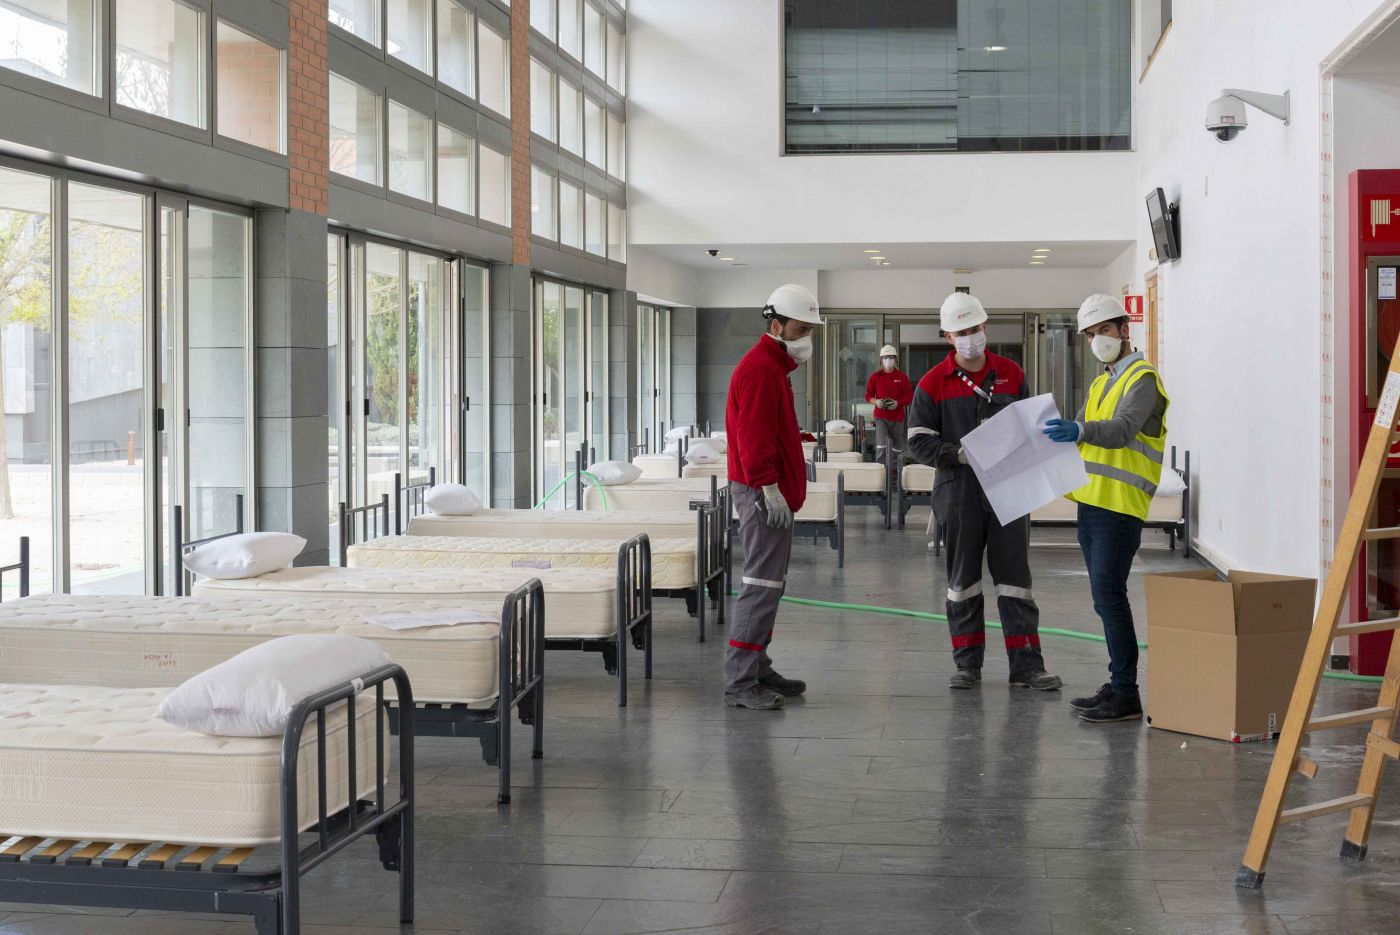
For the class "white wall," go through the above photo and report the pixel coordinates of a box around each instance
[627,0,1138,249]
[627,246,702,306]
[1126,0,1392,577]
[695,268,820,309]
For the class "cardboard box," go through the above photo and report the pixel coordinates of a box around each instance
[1144,569,1317,743]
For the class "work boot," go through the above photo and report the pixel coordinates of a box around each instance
[759,671,807,697]
[1078,692,1143,723]
[1070,683,1112,711]
[724,685,785,710]
[1009,670,1064,691]
[948,668,981,690]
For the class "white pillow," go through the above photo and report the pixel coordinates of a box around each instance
[686,442,722,464]
[664,425,693,442]
[705,436,728,454]
[825,419,855,434]
[183,532,305,580]
[662,442,680,456]
[157,635,391,737]
[710,431,727,441]
[425,483,482,516]
[588,460,642,486]
[1155,468,1187,498]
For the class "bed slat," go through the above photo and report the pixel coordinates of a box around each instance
[138,843,182,869]
[102,842,148,867]
[65,841,112,866]
[31,839,77,864]
[0,837,43,861]
[214,846,255,873]
[177,845,219,871]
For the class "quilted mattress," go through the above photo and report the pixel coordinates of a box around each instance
[681,463,727,479]
[406,508,696,543]
[902,463,935,492]
[822,452,865,463]
[193,565,616,640]
[0,594,499,704]
[584,478,838,523]
[1032,494,1183,524]
[824,433,855,453]
[631,453,682,478]
[812,462,886,493]
[347,534,698,590]
[0,683,386,846]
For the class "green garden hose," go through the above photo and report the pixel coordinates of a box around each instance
[532,471,609,510]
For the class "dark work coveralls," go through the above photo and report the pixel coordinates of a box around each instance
[907,351,1048,676]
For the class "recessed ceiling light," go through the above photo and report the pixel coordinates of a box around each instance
[983,44,1008,53]
[1030,261,1045,266]
[870,256,886,261]
[1033,248,1051,254]
[881,261,892,267]
[720,257,736,261]
[864,249,881,254]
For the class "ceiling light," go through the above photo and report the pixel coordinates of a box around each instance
[983,44,1008,52]
[1030,261,1045,266]
[1033,248,1051,254]
[881,261,892,267]
[720,257,736,261]
[870,256,886,261]
[863,249,881,254]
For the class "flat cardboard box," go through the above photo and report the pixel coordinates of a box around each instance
[1145,569,1316,742]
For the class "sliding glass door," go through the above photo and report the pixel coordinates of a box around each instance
[0,161,253,596]
[328,230,489,555]
[636,303,672,448]
[533,277,607,508]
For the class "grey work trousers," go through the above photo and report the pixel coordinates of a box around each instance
[723,482,794,693]
[874,419,907,459]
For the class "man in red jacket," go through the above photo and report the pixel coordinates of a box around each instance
[865,344,913,463]
[723,283,821,710]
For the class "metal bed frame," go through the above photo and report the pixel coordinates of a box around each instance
[899,447,1193,558]
[0,662,415,935]
[393,467,436,534]
[798,463,847,568]
[358,474,657,706]
[0,536,29,600]
[810,444,897,528]
[171,496,244,597]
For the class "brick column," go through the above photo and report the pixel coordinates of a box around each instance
[288,0,329,215]
[510,0,531,266]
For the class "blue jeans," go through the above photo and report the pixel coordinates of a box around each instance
[1076,503,1144,697]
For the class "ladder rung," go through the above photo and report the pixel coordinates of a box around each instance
[1307,706,1395,732]
[1368,732,1400,760]
[1294,756,1319,779]
[1280,794,1373,825]
[1364,527,1400,540]
[1337,618,1400,636]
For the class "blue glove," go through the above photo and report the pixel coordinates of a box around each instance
[1043,419,1080,443]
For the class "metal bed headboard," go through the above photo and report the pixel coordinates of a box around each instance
[394,467,436,535]
[339,494,392,567]
[171,495,245,597]
[0,536,29,602]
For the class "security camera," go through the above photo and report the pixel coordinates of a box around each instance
[1206,95,1248,142]
[1205,88,1290,142]
[707,249,720,257]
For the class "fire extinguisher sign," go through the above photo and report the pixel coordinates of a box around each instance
[1123,295,1145,322]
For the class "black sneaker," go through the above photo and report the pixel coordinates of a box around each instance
[724,685,785,710]
[759,671,807,697]
[1070,683,1113,711]
[1078,692,1143,723]
[949,668,981,690]
[1009,670,1063,691]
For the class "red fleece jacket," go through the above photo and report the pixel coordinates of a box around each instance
[725,335,808,511]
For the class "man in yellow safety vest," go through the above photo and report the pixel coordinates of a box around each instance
[1043,294,1170,724]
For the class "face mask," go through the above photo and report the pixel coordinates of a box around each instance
[784,334,814,364]
[1090,333,1125,364]
[953,332,987,360]
[881,359,895,372]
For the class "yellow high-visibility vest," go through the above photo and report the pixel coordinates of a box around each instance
[1067,360,1169,520]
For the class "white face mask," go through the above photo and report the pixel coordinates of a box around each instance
[784,334,814,364]
[953,332,987,360]
[881,358,895,372]
[1090,333,1125,364]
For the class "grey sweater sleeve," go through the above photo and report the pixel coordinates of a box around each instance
[1076,379,1166,449]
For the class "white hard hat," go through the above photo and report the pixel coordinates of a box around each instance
[879,345,897,358]
[1077,293,1127,333]
[939,293,987,333]
[764,283,822,325]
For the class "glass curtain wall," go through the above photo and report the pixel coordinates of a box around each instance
[329,230,489,546]
[0,163,253,596]
[784,0,1131,153]
[534,277,606,508]
[587,290,608,463]
[635,303,673,449]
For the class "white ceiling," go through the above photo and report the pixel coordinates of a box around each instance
[637,240,1134,271]
[1339,18,1400,76]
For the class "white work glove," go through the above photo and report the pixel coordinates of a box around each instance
[760,484,793,530]
[882,398,897,410]
[957,448,967,465]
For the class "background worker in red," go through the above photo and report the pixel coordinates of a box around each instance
[907,292,1063,692]
[865,345,914,463]
[722,283,820,710]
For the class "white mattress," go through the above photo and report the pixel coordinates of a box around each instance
[585,478,839,523]
[407,509,696,543]
[0,594,499,705]
[193,565,617,640]
[631,453,682,478]
[902,463,935,492]
[825,433,855,453]
[681,463,727,479]
[823,452,865,463]
[812,462,886,493]
[897,464,1182,524]
[347,534,698,590]
[0,683,385,847]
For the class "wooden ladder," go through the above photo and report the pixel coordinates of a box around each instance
[1236,333,1400,888]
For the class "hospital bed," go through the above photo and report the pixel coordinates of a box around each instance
[0,564,543,806]
[809,445,899,526]
[0,665,413,935]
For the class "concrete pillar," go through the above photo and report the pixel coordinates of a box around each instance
[255,208,330,564]
[608,288,636,459]
[490,262,533,507]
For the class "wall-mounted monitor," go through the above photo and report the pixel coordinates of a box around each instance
[1146,187,1181,261]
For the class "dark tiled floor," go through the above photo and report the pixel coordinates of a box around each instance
[8,509,1400,933]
